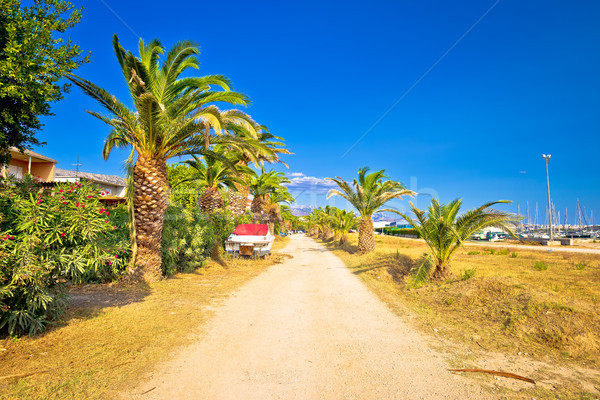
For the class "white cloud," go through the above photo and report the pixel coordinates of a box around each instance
[284,175,337,194]
[287,172,305,177]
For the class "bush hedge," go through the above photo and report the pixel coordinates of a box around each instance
[0,177,130,335]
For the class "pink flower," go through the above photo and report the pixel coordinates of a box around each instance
[99,209,105,214]
[87,195,92,199]
[113,226,117,229]
[37,199,42,204]
[104,220,109,223]
[60,196,64,200]
[114,255,118,258]
[63,201,67,205]
[105,212,110,216]
[108,262,112,266]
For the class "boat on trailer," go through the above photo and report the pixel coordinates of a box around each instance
[225,224,275,257]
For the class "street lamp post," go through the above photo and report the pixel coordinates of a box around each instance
[542,154,553,240]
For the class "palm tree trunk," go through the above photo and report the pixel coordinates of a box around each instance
[200,186,224,214]
[131,156,170,282]
[358,216,375,253]
[250,194,268,215]
[228,183,250,215]
[431,262,451,280]
[339,234,348,245]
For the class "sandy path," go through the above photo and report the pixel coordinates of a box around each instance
[131,235,490,400]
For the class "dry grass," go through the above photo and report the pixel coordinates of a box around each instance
[0,239,288,399]
[321,233,600,398]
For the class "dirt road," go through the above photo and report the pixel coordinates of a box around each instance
[131,235,490,399]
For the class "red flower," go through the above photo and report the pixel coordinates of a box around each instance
[105,212,110,216]
[113,226,117,229]
[60,196,64,200]
[59,189,64,193]
[99,208,105,214]
[81,204,85,208]
[87,195,92,199]
[37,199,43,204]
[60,233,65,237]
[63,201,67,205]
[76,202,80,207]
[104,220,109,223]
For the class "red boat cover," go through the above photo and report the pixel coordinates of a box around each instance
[233,224,269,236]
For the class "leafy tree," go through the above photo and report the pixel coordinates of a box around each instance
[0,0,88,165]
[68,35,249,281]
[327,167,414,253]
[397,198,518,282]
[167,163,200,210]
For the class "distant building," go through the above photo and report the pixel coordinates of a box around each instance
[1,147,57,181]
[54,168,126,197]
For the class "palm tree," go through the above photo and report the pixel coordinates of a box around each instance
[397,198,519,281]
[227,127,291,215]
[327,167,414,253]
[67,35,249,281]
[331,208,359,245]
[249,170,290,218]
[265,187,294,233]
[179,152,255,214]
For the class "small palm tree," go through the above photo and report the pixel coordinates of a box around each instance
[397,198,519,281]
[249,170,290,218]
[327,167,414,253]
[180,152,254,214]
[265,187,294,233]
[68,35,249,281]
[227,127,291,215]
[331,208,359,245]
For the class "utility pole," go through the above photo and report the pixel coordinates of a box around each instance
[73,155,82,178]
[542,154,553,240]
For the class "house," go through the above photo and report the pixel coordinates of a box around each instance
[1,147,58,181]
[54,168,126,197]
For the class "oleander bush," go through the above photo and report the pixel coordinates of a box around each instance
[0,176,130,335]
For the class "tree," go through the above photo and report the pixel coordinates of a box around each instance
[397,198,518,281]
[68,35,249,281]
[249,170,290,218]
[0,0,88,165]
[227,127,290,215]
[327,167,414,253]
[180,152,254,214]
[330,208,358,245]
[264,186,294,233]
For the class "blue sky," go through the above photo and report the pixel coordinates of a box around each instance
[36,0,599,223]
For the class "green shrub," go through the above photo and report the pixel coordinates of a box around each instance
[467,251,480,255]
[510,251,518,258]
[160,206,253,275]
[0,177,129,336]
[497,249,509,255]
[533,261,549,271]
[575,262,586,270]
[461,268,477,280]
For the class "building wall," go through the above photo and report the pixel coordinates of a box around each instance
[4,158,55,181]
